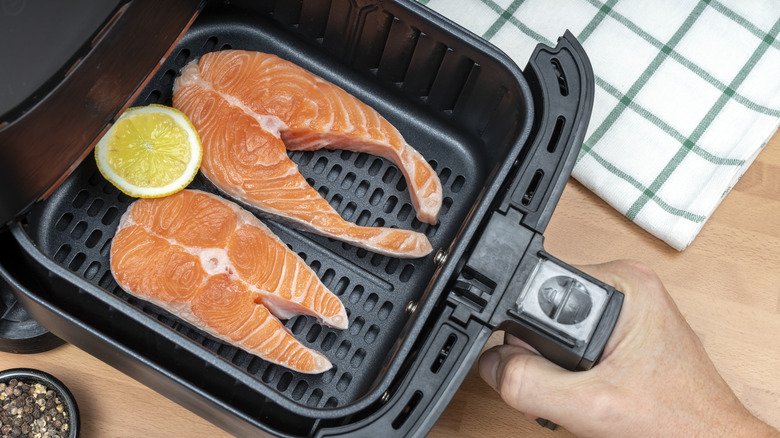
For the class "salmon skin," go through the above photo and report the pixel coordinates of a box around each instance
[173,50,441,258]
[110,189,347,374]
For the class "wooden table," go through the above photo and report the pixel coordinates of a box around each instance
[2,128,778,437]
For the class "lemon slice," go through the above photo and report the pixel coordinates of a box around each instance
[95,104,202,198]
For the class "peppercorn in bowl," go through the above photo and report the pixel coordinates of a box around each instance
[0,368,79,438]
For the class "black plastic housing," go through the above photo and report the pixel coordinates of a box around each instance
[0,1,621,436]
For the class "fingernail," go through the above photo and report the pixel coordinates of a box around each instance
[479,350,499,389]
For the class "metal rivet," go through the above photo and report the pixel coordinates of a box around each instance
[434,248,448,266]
[405,301,417,315]
[381,391,390,403]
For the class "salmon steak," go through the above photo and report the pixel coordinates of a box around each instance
[172,50,441,258]
[110,189,347,374]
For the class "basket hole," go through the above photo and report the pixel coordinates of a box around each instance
[146,90,161,104]
[354,153,368,168]
[336,340,351,359]
[399,264,415,282]
[341,172,356,189]
[364,325,380,344]
[324,397,339,408]
[382,167,397,183]
[333,277,349,296]
[306,324,322,343]
[383,196,397,213]
[385,258,399,275]
[356,210,370,226]
[369,188,383,206]
[342,202,357,220]
[87,198,105,217]
[70,221,87,239]
[370,253,384,267]
[355,180,370,197]
[307,389,323,407]
[101,207,119,225]
[202,36,218,52]
[439,167,452,184]
[98,271,115,289]
[348,285,364,304]
[368,158,383,176]
[276,372,293,392]
[351,349,366,368]
[330,194,343,210]
[363,293,378,312]
[261,365,277,384]
[69,252,86,271]
[395,178,407,192]
[372,217,385,227]
[174,48,190,66]
[321,332,337,351]
[291,380,308,401]
[378,302,393,320]
[85,229,103,248]
[327,164,342,181]
[322,366,338,385]
[55,213,73,232]
[72,190,89,208]
[451,175,465,193]
[336,372,352,392]
[84,261,101,280]
[313,157,328,174]
[321,268,335,286]
[317,185,329,198]
[349,317,365,335]
[397,204,412,221]
[290,316,307,335]
[53,245,71,263]
[100,239,112,256]
[441,197,453,215]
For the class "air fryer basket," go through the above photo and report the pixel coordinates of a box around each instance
[0,0,599,436]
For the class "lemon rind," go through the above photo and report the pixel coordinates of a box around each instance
[95,104,203,198]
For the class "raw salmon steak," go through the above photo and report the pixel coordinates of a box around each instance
[110,189,347,374]
[172,50,441,258]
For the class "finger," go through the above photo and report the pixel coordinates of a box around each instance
[574,259,661,298]
[479,344,592,423]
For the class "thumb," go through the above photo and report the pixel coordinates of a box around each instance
[478,344,593,423]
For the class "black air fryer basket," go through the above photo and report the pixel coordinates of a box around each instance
[0,0,623,436]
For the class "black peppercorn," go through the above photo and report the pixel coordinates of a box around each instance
[0,377,70,438]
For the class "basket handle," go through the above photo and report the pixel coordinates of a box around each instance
[497,30,595,235]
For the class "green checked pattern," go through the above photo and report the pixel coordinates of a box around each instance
[420,0,780,250]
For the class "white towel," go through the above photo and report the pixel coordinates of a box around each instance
[421,0,780,250]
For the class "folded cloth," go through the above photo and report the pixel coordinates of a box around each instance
[421,0,780,250]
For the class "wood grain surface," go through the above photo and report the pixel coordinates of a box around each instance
[2,128,778,437]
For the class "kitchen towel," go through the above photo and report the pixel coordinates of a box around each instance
[420,0,780,250]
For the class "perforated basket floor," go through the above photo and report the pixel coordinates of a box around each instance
[23,7,491,410]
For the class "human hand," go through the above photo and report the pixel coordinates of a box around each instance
[478,260,779,438]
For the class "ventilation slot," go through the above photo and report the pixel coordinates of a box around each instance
[392,390,423,429]
[547,116,565,153]
[431,334,457,373]
[522,170,544,206]
[551,58,568,96]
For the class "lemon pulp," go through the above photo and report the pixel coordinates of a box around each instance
[95,105,202,198]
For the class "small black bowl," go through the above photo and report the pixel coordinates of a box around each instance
[0,368,80,437]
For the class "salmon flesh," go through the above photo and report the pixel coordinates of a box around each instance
[110,189,347,374]
[173,50,442,258]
